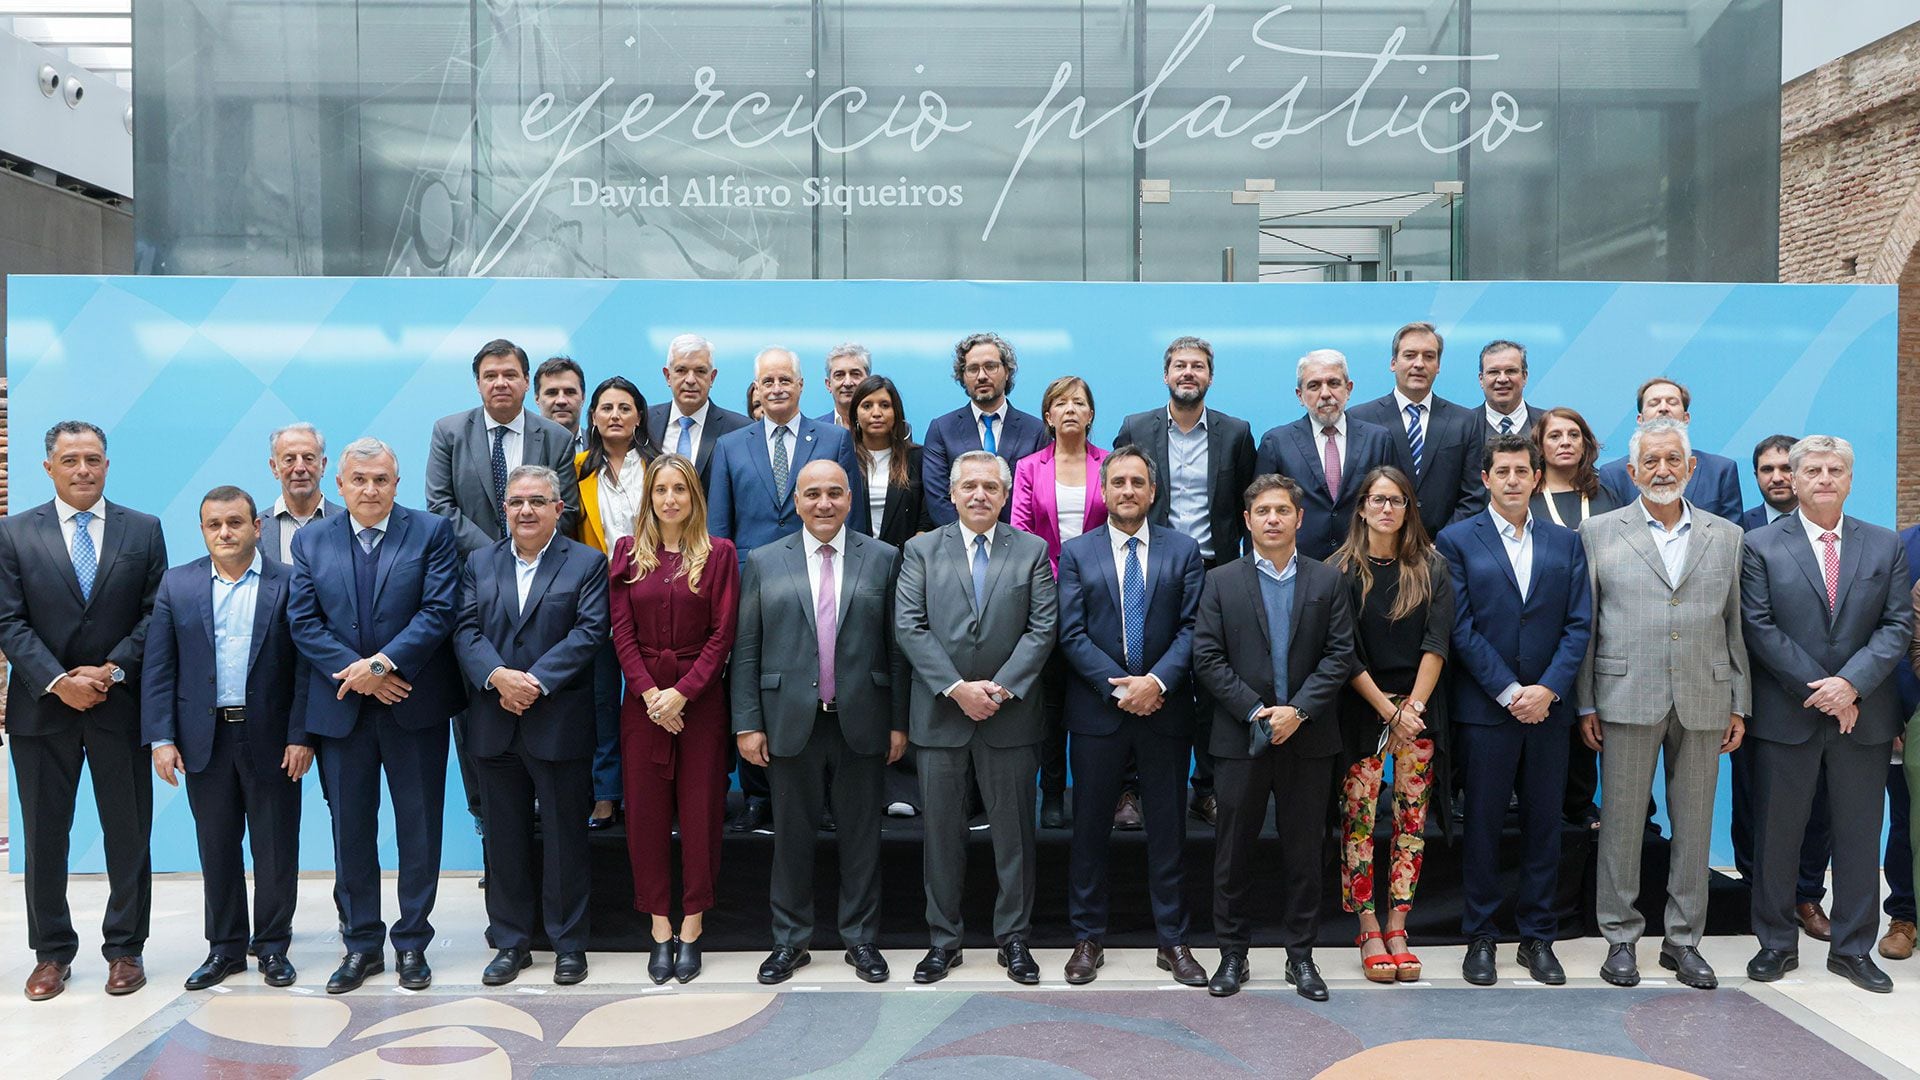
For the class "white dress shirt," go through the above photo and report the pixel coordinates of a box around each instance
[1491,508,1536,707]
[667,400,712,461]
[1056,481,1087,542]
[1393,388,1433,437]
[971,402,1009,450]
[866,448,892,533]
[270,494,329,564]
[55,495,107,559]
[1485,401,1530,433]
[802,525,848,614]
[1315,413,1349,470]
[486,409,527,472]
[1641,498,1694,583]
[1799,509,1846,586]
[1108,524,1166,693]
[596,448,647,546]
[944,523,998,698]
[513,531,557,614]
[763,415,802,465]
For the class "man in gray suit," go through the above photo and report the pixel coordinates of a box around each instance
[1742,434,1912,994]
[1576,419,1749,990]
[260,423,344,566]
[734,460,907,986]
[896,450,1057,985]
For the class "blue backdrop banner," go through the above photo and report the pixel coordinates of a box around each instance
[4,276,1898,872]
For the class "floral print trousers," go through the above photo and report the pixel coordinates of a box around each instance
[1341,739,1435,913]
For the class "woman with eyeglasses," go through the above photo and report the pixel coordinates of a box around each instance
[1331,466,1455,983]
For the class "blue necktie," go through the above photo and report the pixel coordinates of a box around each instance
[70,510,96,601]
[1122,536,1145,675]
[1498,415,1513,435]
[971,534,989,611]
[676,415,694,457]
[358,527,380,554]
[490,424,510,529]
[981,413,998,455]
[1404,403,1425,475]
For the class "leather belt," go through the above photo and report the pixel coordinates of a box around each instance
[819,700,838,713]
[215,706,247,723]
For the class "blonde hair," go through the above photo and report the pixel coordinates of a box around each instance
[625,453,713,593]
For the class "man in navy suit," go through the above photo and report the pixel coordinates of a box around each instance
[453,465,609,987]
[143,487,311,990]
[1436,433,1592,988]
[1348,322,1488,535]
[921,332,1048,525]
[1056,447,1208,987]
[1597,378,1742,520]
[288,437,466,994]
[647,333,753,490]
[1254,349,1403,561]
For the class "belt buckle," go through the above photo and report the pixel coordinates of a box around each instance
[218,706,246,723]
[820,700,838,713]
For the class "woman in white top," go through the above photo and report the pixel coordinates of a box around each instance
[848,375,930,548]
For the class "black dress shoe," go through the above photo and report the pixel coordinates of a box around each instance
[1828,952,1894,993]
[396,949,432,990]
[1600,943,1640,987]
[844,944,889,983]
[1285,957,1329,1001]
[1462,938,1498,986]
[647,938,676,985]
[732,797,772,834]
[482,947,531,986]
[258,953,296,988]
[998,936,1040,985]
[757,945,811,985]
[586,803,620,831]
[674,938,704,983]
[1208,951,1250,997]
[1747,948,1798,981]
[1040,791,1067,830]
[184,953,247,991]
[553,952,589,985]
[1189,792,1218,827]
[1658,942,1718,990]
[1517,939,1565,985]
[327,952,385,994]
[914,947,963,984]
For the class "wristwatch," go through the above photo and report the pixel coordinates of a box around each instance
[108,665,126,685]
[369,657,389,677]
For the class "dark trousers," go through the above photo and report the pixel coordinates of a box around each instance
[1565,738,1599,817]
[1068,723,1190,945]
[1189,683,1216,796]
[1458,719,1568,942]
[451,709,483,824]
[920,740,1038,947]
[768,713,885,948]
[184,718,302,956]
[590,638,623,803]
[1212,749,1334,957]
[12,719,152,965]
[1039,650,1069,797]
[476,731,592,953]
[1750,731,1890,956]
[318,714,449,954]
[1730,741,1832,903]
[1888,761,1917,923]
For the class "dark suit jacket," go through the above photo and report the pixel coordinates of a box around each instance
[1113,406,1256,563]
[647,401,753,489]
[1192,553,1356,760]
[1598,450,1743,522]
[873,445,933,548]
[1480,403,1549,443]
[257,497,347,566]
[1254,416,1403,561]
[1742,513,1912,746]
[1435,513,1592,729]
[1348,392,1488,535]
[141,555,307,772]
[731,530,909,757]
[921,403,1048,525]
[0,500,167,737]
[1896,523,1920,713]
[1057,524,1204,739]
[1738,505,1789,533]
[287,505,466,737]
[707,416,869,564]
[426,406,583,554]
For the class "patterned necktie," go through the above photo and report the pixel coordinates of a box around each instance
[1122,536,1146,675]
[1820,531,1840,610]
[358,527,380,554]
[817,544,837,703]
[1498,415,1513,435]
[971,534,989,610]
[490,424,510,525]
[771,426,791,499]
[676,415,694,457]
[1321,425,1342,501]
[70,510,96,601]
[1404,403,1426,475]
[981,413,998,455]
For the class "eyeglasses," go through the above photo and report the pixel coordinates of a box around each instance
[962,362,1005,376]
[1364,495,1409,509]
[505,496,556,511]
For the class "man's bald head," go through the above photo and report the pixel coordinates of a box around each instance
[795,458,852,542]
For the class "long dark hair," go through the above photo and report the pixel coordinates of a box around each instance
[847,375,915,489]
[1532,406,1601,498]
[1332,465,1435,621]
[579,376,660,480]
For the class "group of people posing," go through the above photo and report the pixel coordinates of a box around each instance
[5,323,1916,1006]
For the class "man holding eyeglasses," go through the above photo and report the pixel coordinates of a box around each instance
[921,333,1048,525]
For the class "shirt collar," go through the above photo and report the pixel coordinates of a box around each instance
[1490,508,1534,540]
[1167,406,1208,433]
[1393,388,1433,414]
[1765,503,1791,523]
[763,414,801,441]
[1485,401,1528,426]
[1640,498,1694,535]
[1110,522,1149,557]
[970,401,1007,426]
[1254,550,1298,582]
[55,495,105,521]
[488,409,526,436]
[354,514,392,536]
[673,399,711,426]
[514,530,559,567]
[272,494,325,520]
[211,552,265,583]
[1313,413,1348,437]
[803,526,849,558]
[1799,509,1843,541]
[960,522,996,550]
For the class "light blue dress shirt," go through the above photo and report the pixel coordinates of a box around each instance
[212,553,264,707]
[1166,411,1213,559]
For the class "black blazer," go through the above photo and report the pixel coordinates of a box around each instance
[0,500,167,737]
[647,401,753,489]
[872,445,933,548]
[1113,407,1256,562]
[1192,553,1357,760]
[1348,392,1489,536]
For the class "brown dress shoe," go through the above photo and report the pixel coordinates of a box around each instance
[1064,940,1104,984]
[1112,791,1144,830]
[105,956,147,995]
[1796,902,1833,942]
[1156,944,1208,986]
[1880,919,1917,961]
[25,961,70,1001]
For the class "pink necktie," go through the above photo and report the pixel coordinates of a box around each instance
[817,544,837,703]
[1820,531,1839,611]
[1322,425,1342,500]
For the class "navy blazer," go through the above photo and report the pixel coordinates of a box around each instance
[1435,512,1592,728]
[1347,392,1489,536]
[920,403,1048,525]
[1056,524,1205,739]
[141,555,308,773]
[1897,523,1920,713]
[286,504,466,737]
[453,534,610,762]
[1254,416,1403,561]
[1598,450,1743,522]
[707,416,869,565]
[646,401,753,489]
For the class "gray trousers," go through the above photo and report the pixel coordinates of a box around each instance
[1596,711,1721,947]
[918,740,1038,948]
[767,716,885,949]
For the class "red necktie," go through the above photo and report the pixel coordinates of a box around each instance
[1820,531,1839,611]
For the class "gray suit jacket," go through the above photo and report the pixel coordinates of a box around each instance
[257,496,346,565]
[426,406,582,554]
[732,530,908,758]
[895,522,1057,749]
[1575,502,1750,731]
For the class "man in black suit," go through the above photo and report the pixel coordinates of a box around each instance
[1595,378,1743,521]
[1193,474,1357,1001]
[647,333,753,490]
[734,460,907,985]
[452,465,609,987]
[920,332,1049,525]
[1348,321,1488,534]
[1742,435,1912,994]
[1113,335,1257,825]
[142,487,310,990]
[1254,350,1403,561]
[1475,340,1547,441]
[0,421,168,1001]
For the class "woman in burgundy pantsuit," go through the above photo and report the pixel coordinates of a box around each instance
[610,453,739,985]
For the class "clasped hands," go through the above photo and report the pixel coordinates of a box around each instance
[1253,704,1302,746]
[1381,697,1427,753]
[488,668,543,715]
[1804,675,1860,733]
[1108,674,1164,716]
[1507,684,1556,724]
[51,664,116,711]
[332,654,411,704]
[952,679,1010,722]
[643,686,689,732]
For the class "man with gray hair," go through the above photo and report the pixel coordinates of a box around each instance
[648,333,752,488]
[818,343,872,429]
[1576,417,1749,990]
[1253,350,1403,560]
[262,423,343,566]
